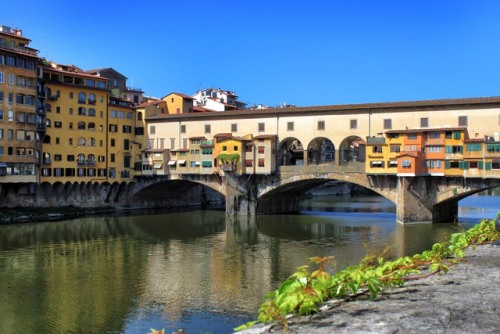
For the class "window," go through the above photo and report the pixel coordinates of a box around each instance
[427,160,442,169]
[109,124,117,132]
[427,146,442,152]
[180,125,186,133]
[124,139,129,150]
[372,146,383,153]
[401,160,411,168]
[407,133,417,140]
[258,146,265,154]
[222,146,227,151]
[78,107,86,115]
[405,145,417,151]
[9,73,14,85]
[88,108,96,116]
[111,154,115,163]
[0,72,4,83]
[150,125,155,134]
[383,119,392,129]
[445,146,463,154]
[231,123,237,132]
[110,110,117,118]
[88,122,95,131]
[205,124,211,134]
[428,132,440,139]
[458,116,468,126]
[370,161,384,168]
[245,159,253,167]
[258,158,265,167]
[390,145,400,153]
[287,122,294,131]
[78,92,86,103]
[111,139,115,147]
[78,137,86,146]
[67,155,75,161]
[78,121,85,130]
[54,121,62,128]
[317,120,325,130]
[350,119,357,129]
[258,122,265,132]
[123,125,132,133]
[420,117,429,128]
[466,143,482,151]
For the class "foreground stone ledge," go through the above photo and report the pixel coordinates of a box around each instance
[237,244,500,334]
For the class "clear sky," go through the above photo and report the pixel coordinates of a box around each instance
[3,0,500,107]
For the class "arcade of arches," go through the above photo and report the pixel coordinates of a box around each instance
[277,136,365,166]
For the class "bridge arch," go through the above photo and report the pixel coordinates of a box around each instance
[338,135,366,165]
[306,137,335,165]
[278,137,304,166]
[256,172,397,212]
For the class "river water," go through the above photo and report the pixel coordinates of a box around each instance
[0,192,498,334]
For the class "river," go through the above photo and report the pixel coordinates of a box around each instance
[0,191,498,334]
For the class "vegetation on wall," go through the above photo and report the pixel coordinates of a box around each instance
[217,153,240,165]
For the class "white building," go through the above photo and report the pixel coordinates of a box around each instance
[192,88,246,111]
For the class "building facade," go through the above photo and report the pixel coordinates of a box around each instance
[0,25,41,188]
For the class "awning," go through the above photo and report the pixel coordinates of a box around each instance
[194,161,201,166]
[178,160,186,165]
[153,163,163,169]
[0,163,7,167]
[167,160,177,166]
[371,161,383,166]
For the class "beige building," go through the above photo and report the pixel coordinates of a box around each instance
[0,25,40,186]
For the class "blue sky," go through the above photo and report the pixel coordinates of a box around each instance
[3,0,500,107]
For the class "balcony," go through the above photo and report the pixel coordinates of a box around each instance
[48,95,59,101]
[88,99,96,105]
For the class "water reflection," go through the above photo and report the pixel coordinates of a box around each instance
[0,193,496,334]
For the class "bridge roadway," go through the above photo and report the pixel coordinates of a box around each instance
[127,161,500,224]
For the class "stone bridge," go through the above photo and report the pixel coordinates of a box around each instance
[122,161,500,224]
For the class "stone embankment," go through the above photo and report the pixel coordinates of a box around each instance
[239,243,500,334]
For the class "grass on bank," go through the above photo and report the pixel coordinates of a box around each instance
[234,214,500,332]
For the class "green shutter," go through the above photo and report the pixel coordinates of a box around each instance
[445,146,452,153]
[486,162,492,170]
[459,161,468,170]
[445,161,451,169]
[479,161,484,170]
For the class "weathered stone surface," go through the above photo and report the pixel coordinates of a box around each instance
[238,244,500,334]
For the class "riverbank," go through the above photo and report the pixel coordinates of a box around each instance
[238,242,500,334]
[0,206,116,224]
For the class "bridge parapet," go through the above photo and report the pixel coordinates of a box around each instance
[279,161,365,178]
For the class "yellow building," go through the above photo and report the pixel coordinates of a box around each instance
[444,127,467,177]
[213,133,247,174]
[159,92,194,114]
[40,62,109,183]
[107,96,137,181]
[0,25,40,185]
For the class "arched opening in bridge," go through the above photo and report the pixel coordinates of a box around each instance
[278,137,304,166]
[338,136,366,165]
[307,137,335,165]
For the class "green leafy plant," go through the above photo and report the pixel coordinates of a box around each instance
[235,216,500,332]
